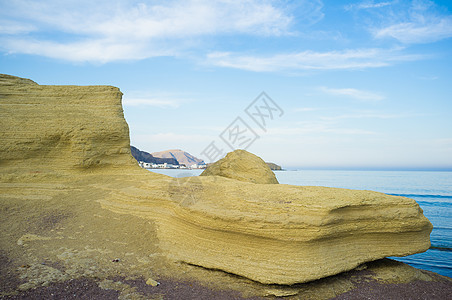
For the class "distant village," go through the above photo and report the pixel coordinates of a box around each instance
[131,146,208,170]
[132,147,282,171]
[137,161,207,170]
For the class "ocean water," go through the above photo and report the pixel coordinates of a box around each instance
[149,169,452,278]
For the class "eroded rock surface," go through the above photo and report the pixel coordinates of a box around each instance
[0,74,437,294]
[201,149,279,184]
[104,176,432,284]
[0,74,136,179]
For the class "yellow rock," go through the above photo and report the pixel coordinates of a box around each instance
[17,234,52,246]
[0,74,136,178]
[0,74,433,286]
[145,278,160,286]
[200,149,279,184]
[108,177,432,284]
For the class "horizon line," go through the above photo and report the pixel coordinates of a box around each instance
[279,166,452,172]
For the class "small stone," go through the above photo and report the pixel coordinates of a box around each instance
[355,264,368,271]
[146,278,160,286]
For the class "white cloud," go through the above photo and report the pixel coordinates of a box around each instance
[206,48,423,72]
[417,75,439,80]
[319,87,385,101]
[291,0,324,26]
[374,18,452,43]
[3,38,154,62]
[319,112,409,121]
[0,0,295,62]
[266,125,377,136]
[345,1,395,11]
[135,132,212,143]
[293,107,320,112]
[122,91,194,108]
[372,0,452,44]
[0,21,36,35]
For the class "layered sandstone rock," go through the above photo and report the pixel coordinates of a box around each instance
[0,74,433,288]
[104,175,432,284]
[0,74,136,178]
[200,149,279,184]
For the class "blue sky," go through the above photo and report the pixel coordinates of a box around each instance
[1,0,451,170]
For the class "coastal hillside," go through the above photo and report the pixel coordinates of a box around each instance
[151,149,205,167]
[130,146,178,165]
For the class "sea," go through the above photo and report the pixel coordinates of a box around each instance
[149,169,452,278]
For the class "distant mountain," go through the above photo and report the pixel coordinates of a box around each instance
[130,146,179,165]
[151,149,205,167]
[266,162,282,170]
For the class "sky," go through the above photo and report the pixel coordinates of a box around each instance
[1,0,451,170]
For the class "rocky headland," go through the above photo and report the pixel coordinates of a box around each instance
[1,74,450,299]
[151,149,205,167]
[131,145,179,166]
[266,162,282,170]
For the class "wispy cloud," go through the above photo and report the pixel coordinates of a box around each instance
[345,1,395,11]
[416,74,439,80]
[319,87,385,101]
[0,20,36,35]
[135,132,212,143]
[291,0,325,26]
[123,91,193,108]
[319,112,410,121]
[293,107,320,112]
[266,125,377,136]
[206,48,423,72]
[374,18,452,43]
[372,0,452,44]
[0,0,295,62]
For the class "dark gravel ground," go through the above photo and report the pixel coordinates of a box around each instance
[0,277,265,300]
[1,251,451,300]
[1,278,120,300]
[1,275,451,300]
[332,278,452,300]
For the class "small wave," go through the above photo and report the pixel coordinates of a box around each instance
[388,193,452,199]
[429,246,452,252]
[433,226,452,231]
[397,259,452,270]
[415,201,452,207]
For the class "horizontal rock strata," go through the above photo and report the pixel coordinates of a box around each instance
[103,176,432,284]
[0,74,136,177]
[1,74,433,285]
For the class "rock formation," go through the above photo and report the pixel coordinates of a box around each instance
[200,149,279,184]
[110,179,432,284]
[1,74,443,299]
[0,74,136,178]
[266,162,282,170]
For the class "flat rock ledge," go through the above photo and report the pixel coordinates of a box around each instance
[104,176,433,284]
